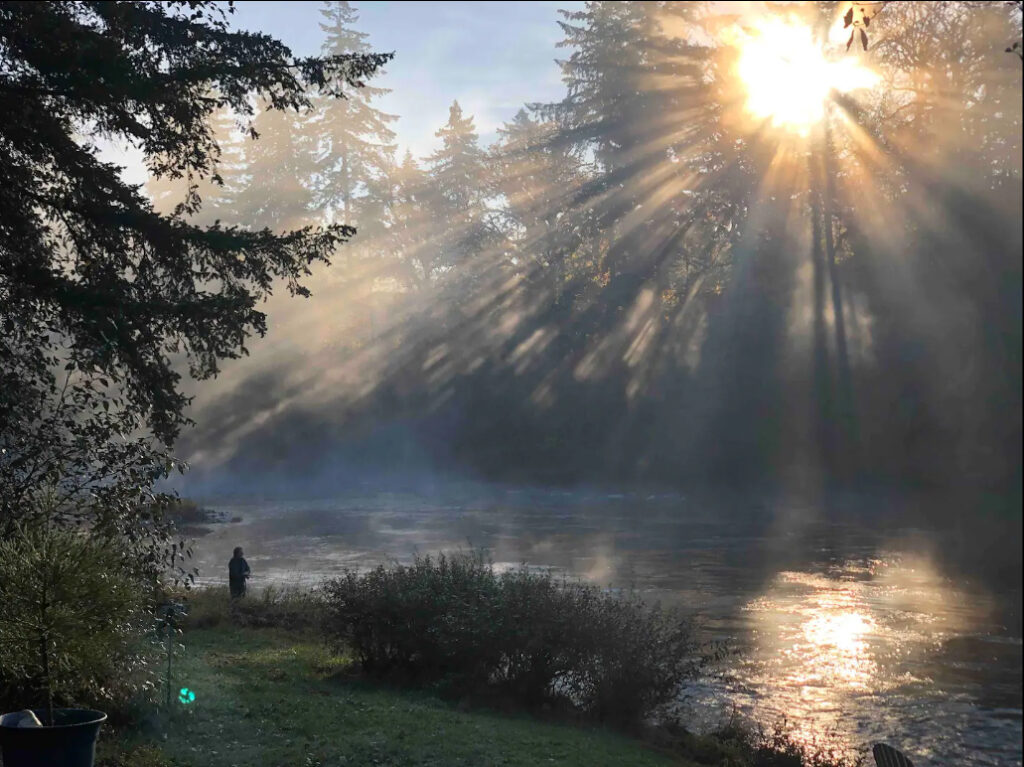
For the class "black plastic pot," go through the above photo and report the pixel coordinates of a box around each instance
[0,708,107,767]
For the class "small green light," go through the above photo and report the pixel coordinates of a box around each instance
[178,687,196,705]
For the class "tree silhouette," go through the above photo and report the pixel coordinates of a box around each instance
[234,101,318,231]
[313,1,397,228]
[146,105,246,224]
[424,101,494,285]
[0,1,389,560]
[386,151,434,289]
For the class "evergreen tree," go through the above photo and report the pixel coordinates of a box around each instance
[355,148,399,247]
[548,2,664,171]
[314,1,398,226]
[490,109,590,289]
[234,102,318,231]
[543,1,723,292]
[473,2,740,483]
[146,106,246,225]
[424,101,493,283]
[389,150,433,289]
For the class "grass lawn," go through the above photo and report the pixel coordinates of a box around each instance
[101,626,685,767]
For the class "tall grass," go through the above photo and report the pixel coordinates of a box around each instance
[178,584,323,631]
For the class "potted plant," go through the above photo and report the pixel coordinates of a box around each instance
[0,518,145,767]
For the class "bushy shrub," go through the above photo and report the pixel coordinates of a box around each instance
[490,567,699,723]
[322,554,501,682]
[321,553,700,725]
[0,520,155,719]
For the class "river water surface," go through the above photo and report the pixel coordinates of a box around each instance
[188,485,1022,766]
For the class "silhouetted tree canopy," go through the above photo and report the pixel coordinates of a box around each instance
[0,1,389,557]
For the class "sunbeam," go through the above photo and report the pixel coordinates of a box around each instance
[733,17,879,134]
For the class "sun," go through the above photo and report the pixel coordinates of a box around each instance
[735,18,878,134]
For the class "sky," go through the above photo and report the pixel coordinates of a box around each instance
[104,1,583,184]
[233,1,583,157]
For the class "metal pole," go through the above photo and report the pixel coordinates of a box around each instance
[166,608,173,708]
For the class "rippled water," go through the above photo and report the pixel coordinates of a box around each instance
[188,486,1022,766]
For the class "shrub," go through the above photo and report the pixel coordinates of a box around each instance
[0,519,155,720]
[322,553,502,682]
[322,553,700,725]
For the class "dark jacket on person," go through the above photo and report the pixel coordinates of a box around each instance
[228,556,250,596]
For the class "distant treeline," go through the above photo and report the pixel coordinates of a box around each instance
[170,2,1022,500]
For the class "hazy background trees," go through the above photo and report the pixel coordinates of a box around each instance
[168,1,1021,509]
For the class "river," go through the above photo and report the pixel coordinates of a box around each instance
[186,484,1023,766]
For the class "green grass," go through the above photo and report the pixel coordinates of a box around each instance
[101,625,682,767]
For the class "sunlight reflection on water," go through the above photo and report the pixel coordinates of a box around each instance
[715,555,1021,765]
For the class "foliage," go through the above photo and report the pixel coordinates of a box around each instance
[232,101,319,232]
[5,0,1021,532]
[488,109,589,291]
[313,1,397,226]
[146,106,245,225]
[0,0,389,570]
[321,553,701,725]
[708,717,866,767]
[421,101,498,287]
[191,0,1020,499]
[0,514,153,720]
[381,151,435,290]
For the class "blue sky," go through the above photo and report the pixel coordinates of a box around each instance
[228,1,584,158]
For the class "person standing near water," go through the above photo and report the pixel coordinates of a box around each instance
[229,546,251,598]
